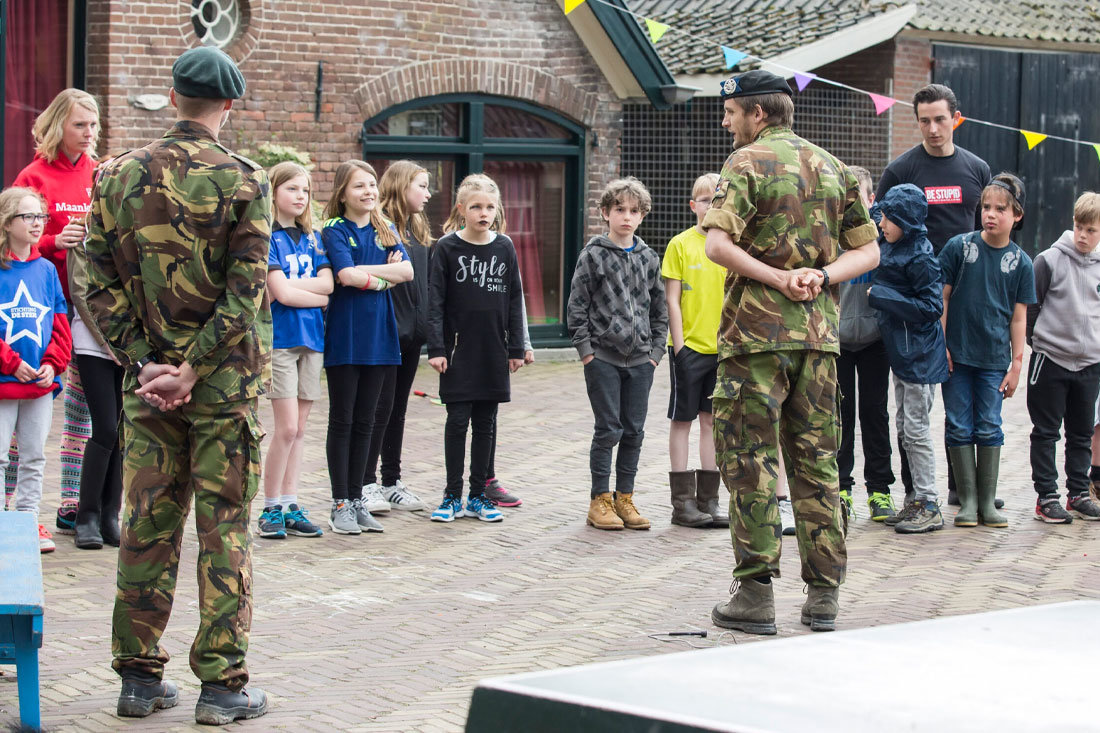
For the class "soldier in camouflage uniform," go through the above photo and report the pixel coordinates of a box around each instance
[701,70,879,634]
[83,47,272,725]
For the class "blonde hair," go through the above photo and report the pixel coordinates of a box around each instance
[0,187,47,270]
[379,160,432,246]
[1074,192,1100,226]
[322,160,397,248]
[599,176,652,215]
[443,173,506,234]
[32,89,100,163]
[269,161,315,233]
[692,173,720,200]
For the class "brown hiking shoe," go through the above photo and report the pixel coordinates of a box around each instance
[587,493,624,530]
[613,492,651,530]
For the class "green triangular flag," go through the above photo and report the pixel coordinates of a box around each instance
[645,18,669,44]
[1094,143,1100,163]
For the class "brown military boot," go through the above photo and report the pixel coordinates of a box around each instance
[586,492,624,530]
[670,471,711,527]
[711,577,776,635]
[694,469,728,528]
[613,491,651,530]
[800,584,840,632]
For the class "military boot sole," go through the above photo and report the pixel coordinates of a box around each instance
[800,612,837,632]
[194,699,268,726]
[711,605,776,635]
[117,688,179,718]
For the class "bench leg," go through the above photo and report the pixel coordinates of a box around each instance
[13,617,41,732]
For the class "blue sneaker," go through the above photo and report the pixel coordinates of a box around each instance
[257,505,287,539]
[283,504,323,537]
[430,495,465,522]
[464,495,503,522]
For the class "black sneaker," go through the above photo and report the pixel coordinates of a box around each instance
[884,500,921,527]
[894,500,944,534]
[867,493,896,522]
[1035,496,1072,524]
[257,505,286,539]
[117,676,179,718]
[194,683,268,725]
[1067,494,1100,521]
[55,504,77,535]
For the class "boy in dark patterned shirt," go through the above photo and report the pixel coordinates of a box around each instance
[567,177,668,532]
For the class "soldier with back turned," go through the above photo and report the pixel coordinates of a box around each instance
[702,70,880,635]
[84,46,272,725]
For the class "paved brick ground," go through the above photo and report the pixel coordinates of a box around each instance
[3,356,1099,731]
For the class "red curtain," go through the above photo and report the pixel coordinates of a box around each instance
[4,0,69,184]
[489,161,547,322]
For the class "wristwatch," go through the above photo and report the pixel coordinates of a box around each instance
[818,268,830,287]
[132,356,153,377]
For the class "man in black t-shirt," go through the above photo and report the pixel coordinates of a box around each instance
[877,84,991,253]
[877,83,993,511]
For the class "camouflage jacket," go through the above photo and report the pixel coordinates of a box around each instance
[83,120,272,403]
[702,126,877,358]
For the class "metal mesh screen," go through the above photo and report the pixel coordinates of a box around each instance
[622,87,890,255]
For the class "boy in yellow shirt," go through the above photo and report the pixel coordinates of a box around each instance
[663,173,728,527]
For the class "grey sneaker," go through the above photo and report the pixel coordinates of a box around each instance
[328,500,362,535]
[894,500,944,534]
[778,498,796,536]
[362,483,391,513]
[383,479,426,511]
[351,498,384,532]
[885,499,921,527]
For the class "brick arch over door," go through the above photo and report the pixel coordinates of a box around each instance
[353,60,599,128]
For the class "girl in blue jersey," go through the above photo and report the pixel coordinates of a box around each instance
[257,162,332,540]
[322,160,413,535]
[0,187,72,553]
[427,174,526,523]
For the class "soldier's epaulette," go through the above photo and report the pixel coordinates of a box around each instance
[211,141,263,172]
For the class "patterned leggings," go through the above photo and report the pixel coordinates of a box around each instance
[3,362,90,510]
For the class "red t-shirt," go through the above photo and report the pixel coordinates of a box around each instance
[13,152,96,302]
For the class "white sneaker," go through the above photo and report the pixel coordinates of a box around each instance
[362,483,391,513]
[383,480,426,511]
[778,498,796,536]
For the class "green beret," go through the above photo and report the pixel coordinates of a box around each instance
[172,46,245,100]
[719,69,793,99]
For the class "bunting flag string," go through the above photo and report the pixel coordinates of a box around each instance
[562,0,1100,160]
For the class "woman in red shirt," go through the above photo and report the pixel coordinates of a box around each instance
[10,89,99,539]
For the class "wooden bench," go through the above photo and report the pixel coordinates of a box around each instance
[0,510,44,732]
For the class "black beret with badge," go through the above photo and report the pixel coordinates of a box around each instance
[719,69,794,100]
[172,46,246,100]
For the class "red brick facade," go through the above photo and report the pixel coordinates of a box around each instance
[888,36,934,159]
[83,0,621,233]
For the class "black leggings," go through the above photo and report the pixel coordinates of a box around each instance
[75,354,124,514]
[444,400,497,498]
[364,342,421,487]
[325,364,393,501]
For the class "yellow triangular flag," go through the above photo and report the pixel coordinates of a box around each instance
[645,18,669,44]
[564,0,586,13]
[1021,130,1047,150]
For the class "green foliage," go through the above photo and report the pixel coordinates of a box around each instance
[240,141,314,170]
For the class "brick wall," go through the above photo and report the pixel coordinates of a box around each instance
[888,36,933,159]
[84,0,622,235]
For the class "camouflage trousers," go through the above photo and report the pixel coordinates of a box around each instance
[111,394,263,690]
[712,350,847,587]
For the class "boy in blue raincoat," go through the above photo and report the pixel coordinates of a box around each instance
[868,183,950,534]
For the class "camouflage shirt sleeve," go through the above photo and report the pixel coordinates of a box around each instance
[181,166,272,383]
[701,156,756,243]
[84,160,157,367]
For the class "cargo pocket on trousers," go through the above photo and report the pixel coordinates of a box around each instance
[711,382,745,456]
[236,568,253,636]
[243,407,264,506]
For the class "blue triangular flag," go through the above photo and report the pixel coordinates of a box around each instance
[722,46,748,70]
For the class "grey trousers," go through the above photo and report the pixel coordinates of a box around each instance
[0,394,54,517]
[894,376,938,502]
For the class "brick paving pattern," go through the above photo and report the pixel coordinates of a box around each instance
[2,357,1099,731]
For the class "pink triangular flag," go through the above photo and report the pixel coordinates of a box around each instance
[869,93,897,115]
[793,73,816,91]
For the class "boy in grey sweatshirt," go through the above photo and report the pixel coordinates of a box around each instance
[567,177,668,532]
[1027,191,1100,523]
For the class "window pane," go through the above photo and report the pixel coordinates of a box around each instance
[367,159,455,243]
[364,104,462,138]
[484,105,571,140]
[483,160,565,325]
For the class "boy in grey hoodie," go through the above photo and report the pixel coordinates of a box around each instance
[1027,191,1100,523]
[568,177,668,531]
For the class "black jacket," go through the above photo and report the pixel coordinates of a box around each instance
[391,232,430,350]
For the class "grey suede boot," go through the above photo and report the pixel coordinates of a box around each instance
[694,469,728,528]
[948,445,978,527]
[669,471,711,527]
[976,445,1008,527]
[711,577,776,635]
[800,585,840,632]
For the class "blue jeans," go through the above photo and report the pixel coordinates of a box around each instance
[941,364,1005,447]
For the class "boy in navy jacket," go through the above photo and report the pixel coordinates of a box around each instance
[868,183,950,534]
